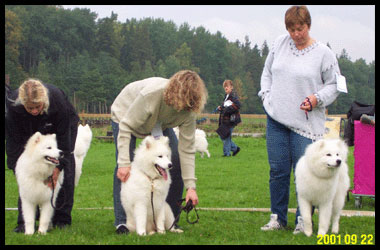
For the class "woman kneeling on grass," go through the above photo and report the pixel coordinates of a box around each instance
[111,70,208,234]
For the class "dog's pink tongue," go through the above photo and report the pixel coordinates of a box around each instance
[159,168,168,181]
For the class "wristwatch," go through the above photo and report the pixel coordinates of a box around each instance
[314,93,321,106]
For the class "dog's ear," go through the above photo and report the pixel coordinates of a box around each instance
[33,132,42,144]
[160,136,169,146]
[338,139,348,159]
[144,136,154,150]
[315,139,325,150]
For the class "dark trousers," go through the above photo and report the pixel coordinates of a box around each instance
[16,126,77,226]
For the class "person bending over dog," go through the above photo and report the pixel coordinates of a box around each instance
[6,79,79,233]
[111,70,208,234]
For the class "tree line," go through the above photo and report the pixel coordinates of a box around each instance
[5,5,375,114]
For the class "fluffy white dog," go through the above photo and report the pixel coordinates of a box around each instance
[74,124,92,186]
[174,127,210,158]
[295,138,350,237]
[15,132,64,235]
[120,136,183,236]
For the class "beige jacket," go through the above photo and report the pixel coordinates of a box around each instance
[111,77,197,189]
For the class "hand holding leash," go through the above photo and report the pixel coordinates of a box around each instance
[300,95,317,120]
[47,167,61,190]
[186,187,198,206]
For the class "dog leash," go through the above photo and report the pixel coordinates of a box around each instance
[300,97,316,142]
[301,97,312,121]
[45,176,65,210]
[168,198,199,231]
[149,176,199,232]
[150,185,199,231]
[150,180,158,231]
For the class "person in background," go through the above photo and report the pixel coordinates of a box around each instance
[258,5,341,234]
[217,80,241,157]
[5,79,79,233]
[110,70,208,234]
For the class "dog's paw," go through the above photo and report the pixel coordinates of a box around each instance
[148,231,156,235]
[137,231,147,236]
[331,224,339,234]
[304,229,313,237]
[170,228,184,233]
[38,230,47,235]
[157,229,166,234]
[24,227,35,235]
[317,230,327,237]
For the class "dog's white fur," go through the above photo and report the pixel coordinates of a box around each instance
[120,136,182,236]
[295,138,350,237]
[74,124,92,186]
[15,132,64,235]
[174,127,210,158]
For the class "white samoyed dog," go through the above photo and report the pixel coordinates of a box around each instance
[174,127,210,158]
[15,132,64,235]
[120,136,183,236]
[74,124,92,186]
[295,138,350,237]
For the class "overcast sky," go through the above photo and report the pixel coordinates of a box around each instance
[63,5,375,63]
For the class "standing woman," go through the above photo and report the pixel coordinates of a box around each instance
[258,6,342,234]
[6,79,79,232]
[217,80,241,157]
[111,70,207,234]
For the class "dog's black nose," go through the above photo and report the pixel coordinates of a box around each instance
[336,159,341,166]
[168,163,173,169]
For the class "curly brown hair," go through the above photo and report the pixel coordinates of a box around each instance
[164,70,208,113]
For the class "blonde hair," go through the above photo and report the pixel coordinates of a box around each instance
[223,80,233,88]
[16,79,49,114]
[285,5,311,30]
[164,70,208,113]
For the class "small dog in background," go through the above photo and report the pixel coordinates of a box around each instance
[295,138,350,237]
[74,124,92,186]
[174,127,210,158]
[15,132,64,235]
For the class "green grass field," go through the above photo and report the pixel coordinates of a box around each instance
[5,135,375,245]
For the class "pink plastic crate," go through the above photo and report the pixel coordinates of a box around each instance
[352,120,375,196]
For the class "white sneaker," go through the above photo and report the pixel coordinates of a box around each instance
[293,216,304,235]
[261,214,284,231]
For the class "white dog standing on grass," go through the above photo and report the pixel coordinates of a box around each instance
[74,124,92,186]
[120,136,183,236]
[174,127,210,158]
[295,138,350,237]
[15,132,64,235]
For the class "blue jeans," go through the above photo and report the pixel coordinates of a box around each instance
[265,114,312,226]
[112,121,183,227]
[220,127,238,156]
